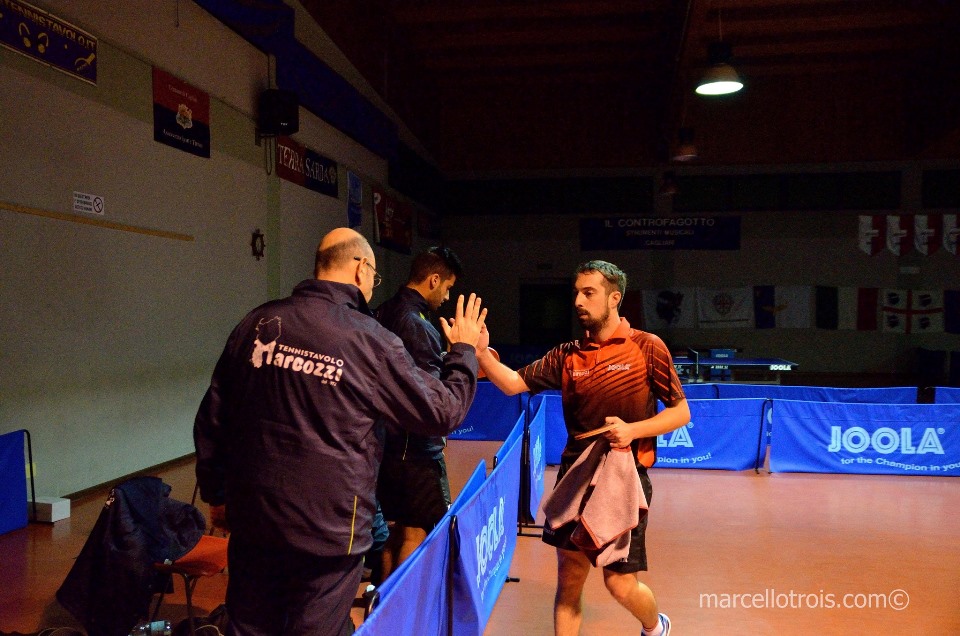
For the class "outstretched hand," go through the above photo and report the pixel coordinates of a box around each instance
[440,293,487,348]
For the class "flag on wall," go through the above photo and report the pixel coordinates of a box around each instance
[347,171,362,228]
[945,290,960,334]
[885,215,912,256]
[815,287,879,330]
[152,67,210,158]
[914,215,941,256]
[753,286,812,328]
[641,288,697,330]
[945,214,959,255]
[858,215,883,255]
[372,186,412,254]
[881,290,944,334]
[696,287,753,328]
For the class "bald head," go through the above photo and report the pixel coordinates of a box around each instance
[314,228,377,302]
[314,228,371,278]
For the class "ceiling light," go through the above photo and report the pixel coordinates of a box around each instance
[696,42,743,96]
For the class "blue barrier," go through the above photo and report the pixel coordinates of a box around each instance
[680,383,721,399]
[655,399,767,471]
[359,461,488,635]
[715,384,918,403]
[494,417,524,467]
[451,434,522,636]
[526,400,547,522]
[0,430,27,535]
[936,387,960,404]
[769,400,960,476]
[450,382,524,441]
[355,512,451,636]
[528,391,565,465]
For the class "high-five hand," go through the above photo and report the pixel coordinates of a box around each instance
[440,293,487,348]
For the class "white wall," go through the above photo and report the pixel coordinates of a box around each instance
[0,0,395,496]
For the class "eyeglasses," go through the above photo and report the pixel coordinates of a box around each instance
[353,256,382,288]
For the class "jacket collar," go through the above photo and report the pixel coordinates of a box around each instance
[293,278,374,316]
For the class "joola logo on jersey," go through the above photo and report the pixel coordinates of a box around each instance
[657,424,694,448]
[607,363,632,371]
[475,497,505,587]
[571,370,590,378]
[827,426,945,455]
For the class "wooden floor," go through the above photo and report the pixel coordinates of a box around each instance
[2,442,959,635]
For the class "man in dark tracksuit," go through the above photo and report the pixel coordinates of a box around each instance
[194,228,486,636]
[374,246,463,579]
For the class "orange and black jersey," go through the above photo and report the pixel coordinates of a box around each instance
[518,318,685,467]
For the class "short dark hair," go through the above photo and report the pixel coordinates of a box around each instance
[408,246,463,283]
[315,235,368,277]
[575,260,627,298]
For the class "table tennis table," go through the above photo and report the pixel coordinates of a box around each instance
[672,352,798,384]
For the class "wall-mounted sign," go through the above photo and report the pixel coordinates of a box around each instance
[73,191,104,216]
[276,136,338,198]
[152,68,211,158]
[0,0,98,84]
[580,216,741,251]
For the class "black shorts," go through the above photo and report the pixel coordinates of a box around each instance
[377,456,451,530]
[542,461,653,573]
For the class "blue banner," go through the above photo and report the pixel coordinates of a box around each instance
[714,384,917,403]
[495,419,524,468]
[0,430,27,535]
[451,382,524,441]
[580,216,740,251]
[0,0,98,84]
[769,400,960,476]
[355,516,449,635]
[654,399,766,471]
[452,436,521,636]
[527,400,547,522]
[936,387,960,404]
[529,391,565,465]
[679,383,720,399]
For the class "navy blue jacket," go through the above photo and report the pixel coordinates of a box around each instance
[193,279,477,557]
[375,286,447,460]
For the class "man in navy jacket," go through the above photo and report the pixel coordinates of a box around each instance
[194,228,486,636]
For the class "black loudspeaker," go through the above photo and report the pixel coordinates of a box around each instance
[258,89,299,136]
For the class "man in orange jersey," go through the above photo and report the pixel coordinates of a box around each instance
[476,260,689,636]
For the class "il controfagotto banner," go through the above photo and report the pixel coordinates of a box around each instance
[0,0,97,84]
[770,400,960,476]
[276,135,338,198]
[580,216,740,250]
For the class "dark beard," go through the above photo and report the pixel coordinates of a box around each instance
[577,307,610,335]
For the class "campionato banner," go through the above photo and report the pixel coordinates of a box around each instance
[452,435,521,636]
[655,399,766,471]
[450,382,524,441]
[769,400,960,476]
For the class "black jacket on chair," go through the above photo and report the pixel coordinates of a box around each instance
[56,476,205,636]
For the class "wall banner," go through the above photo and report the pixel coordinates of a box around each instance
[580,216,740,251]
[152,68,210,158]
[276,136,338,198]
[0,0,97,84]
[769,400,960,476]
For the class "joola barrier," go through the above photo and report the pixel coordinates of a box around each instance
[357,384,959,633]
